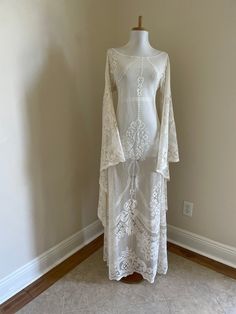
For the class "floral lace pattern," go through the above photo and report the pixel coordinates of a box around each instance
[150,181,162,218]
[122,118,150,160]
[115,186,137,238]
[104,171,168,283]
[98,48,179,283]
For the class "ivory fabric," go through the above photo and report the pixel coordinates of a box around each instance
[97,48,179,283]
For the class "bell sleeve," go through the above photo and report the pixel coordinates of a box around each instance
[98,50,125,227]
[155,53,180,181]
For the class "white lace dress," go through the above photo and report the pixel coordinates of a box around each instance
[97,47,179,283]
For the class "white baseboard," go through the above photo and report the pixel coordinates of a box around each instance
[0,219,104,305]
[167,224,236,268]
[1,221,235,304]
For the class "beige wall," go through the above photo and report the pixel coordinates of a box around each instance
[0,0,117,280]
[0,0,235,282]
[112,0,236,247]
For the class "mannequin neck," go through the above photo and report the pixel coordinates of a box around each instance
[121,30,155,56]
[128,30,151,47]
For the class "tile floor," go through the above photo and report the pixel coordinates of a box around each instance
[17,248,236,314]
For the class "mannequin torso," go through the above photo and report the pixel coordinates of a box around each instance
[113,29,161,284]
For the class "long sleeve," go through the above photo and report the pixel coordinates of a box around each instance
[98,50,125,227]
[99,50,125,172]
[155,53,179,181]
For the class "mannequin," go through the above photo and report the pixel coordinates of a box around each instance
[116,16,158,284]
[114,16,160,58]
[99,15,179,285]
[99,13,179,284]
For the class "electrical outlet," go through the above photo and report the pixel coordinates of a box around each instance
[183,201,193,217]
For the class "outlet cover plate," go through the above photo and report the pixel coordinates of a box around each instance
[183,200,193,217]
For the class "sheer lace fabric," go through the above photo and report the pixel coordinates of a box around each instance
[98,48,179,283]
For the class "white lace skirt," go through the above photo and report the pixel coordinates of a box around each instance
[102,156,168,283]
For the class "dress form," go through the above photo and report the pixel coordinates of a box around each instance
[99,15,179,284]
[117,16,157,284]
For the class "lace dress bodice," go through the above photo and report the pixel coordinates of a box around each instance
[109,48,168,161]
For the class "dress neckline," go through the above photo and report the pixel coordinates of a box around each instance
[111,48,162,58]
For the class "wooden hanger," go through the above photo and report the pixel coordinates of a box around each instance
[132,15,147,31]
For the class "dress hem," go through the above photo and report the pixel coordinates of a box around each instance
[103,255,168,284]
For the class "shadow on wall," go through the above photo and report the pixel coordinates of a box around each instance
[24,45,91,267]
